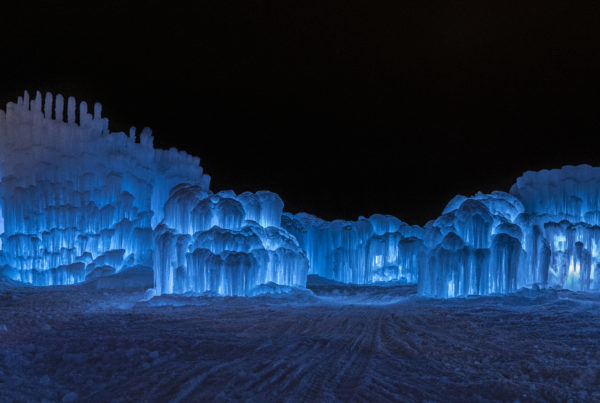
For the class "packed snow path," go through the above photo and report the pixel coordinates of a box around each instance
[1,275,599,402]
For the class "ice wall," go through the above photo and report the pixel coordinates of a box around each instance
[418,168,600,297]
[286,179,600,297]
[282,213,423,284]
[153,186,308,296]
[2,91,600,298]
[282,191,526,297]
[0,91,209,285]
[418,192,526,297]
[511,165,600,292]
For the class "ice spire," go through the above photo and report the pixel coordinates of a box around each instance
[55,94,64,122]
[44,92,53,119]
[93,102,102,120]
[0,91,211,287]
[23,90,30,109]
[79,101,90,126]
[67,96,76,123]
[32,91,42,112]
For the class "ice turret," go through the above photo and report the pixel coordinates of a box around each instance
[153,186,308,296]
[0,91,210,285]
[510,165,600,291]
[419,192,525,297]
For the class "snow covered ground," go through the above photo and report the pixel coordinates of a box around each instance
[1,273,599,402]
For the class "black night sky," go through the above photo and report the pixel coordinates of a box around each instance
[2,1,600,225]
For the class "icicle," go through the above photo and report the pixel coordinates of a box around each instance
[79,101,88,126]
[93,102,102,120]
[32,91,42,112]
[140,127,153,147]
[67,96,76,123]
[44,92,53,119]
[55,94,64,122]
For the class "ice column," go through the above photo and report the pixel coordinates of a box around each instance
[153,186,308,296]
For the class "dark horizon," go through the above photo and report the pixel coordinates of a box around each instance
[2,1,600,225]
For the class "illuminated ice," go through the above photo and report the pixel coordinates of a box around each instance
[153,186,308,296]
[419,172,600,297]
[285,180,600,297]
[0,91,209,285]
[418,192,525,297]
[282,213,423,284]
[0,91,308,295]
[511,165,600,292]
[3,91,600,298]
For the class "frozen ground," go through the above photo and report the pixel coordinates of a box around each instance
[1,272,599,402]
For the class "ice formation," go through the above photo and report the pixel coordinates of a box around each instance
[282,213,423,284]
[418,192,527,297]
[419,168,600,296]
[1,91,600,298]
[511,166,600,292]
[284,169,600,297]
[0,91,307,295]
[153,186,308,296]
[0,91,210,285]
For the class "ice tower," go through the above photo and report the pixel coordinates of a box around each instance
[153,186,309,296]
[0,91,307,295]
[0,91,209,285]
[418,192,526,297]
[418,170,600,297]
[510,165,600,292]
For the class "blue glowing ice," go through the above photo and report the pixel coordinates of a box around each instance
[418,192,526,297]
[0,91,307,294]
[153,186,308,296]
[0,91,208,285]
[1,91,599,297]
[281,213,423,284]
[283,176,600,297]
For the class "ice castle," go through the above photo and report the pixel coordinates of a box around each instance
[0,91,598,297]
[0,91,307,295]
